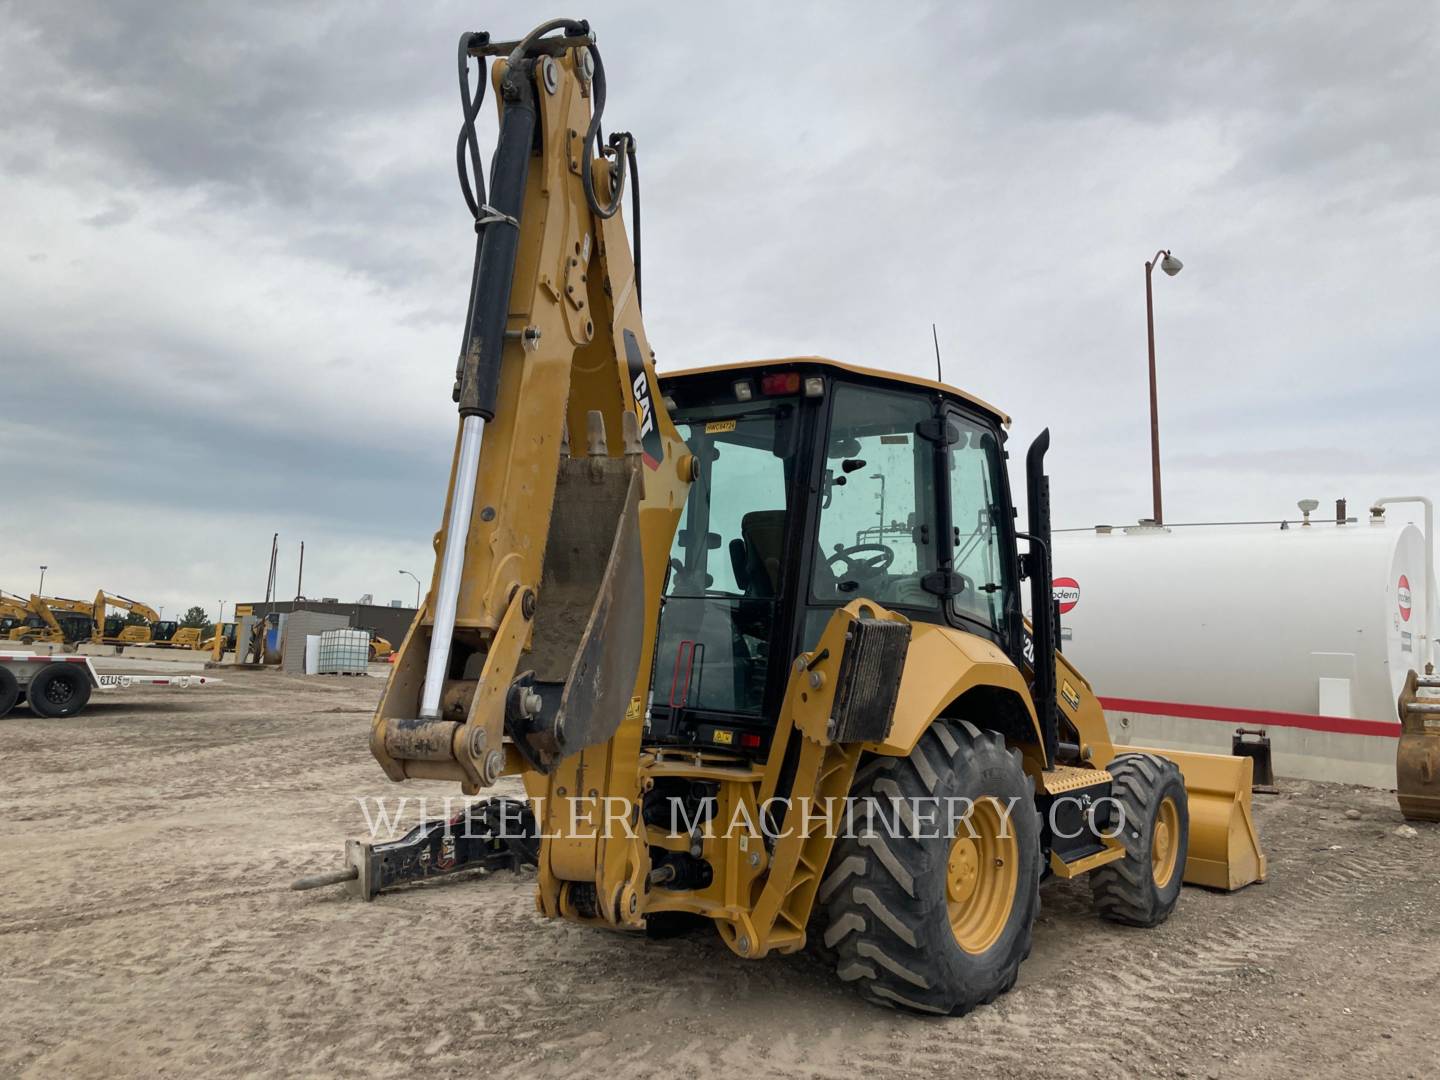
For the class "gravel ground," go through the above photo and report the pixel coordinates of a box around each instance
[1,668,1436,1079]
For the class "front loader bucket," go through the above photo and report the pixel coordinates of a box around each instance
[1131,746,1268,891]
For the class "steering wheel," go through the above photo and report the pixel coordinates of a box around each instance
[826,542,895,580]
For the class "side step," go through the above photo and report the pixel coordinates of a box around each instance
[1037,764,1127,878]
[291,797,538,900]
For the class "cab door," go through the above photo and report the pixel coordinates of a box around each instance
[942,409,1019,650]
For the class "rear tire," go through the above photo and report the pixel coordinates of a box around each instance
[820,721,1042,1015]
[27,663,92,718]
[0,667,18,719]
[1091,752,1189,927]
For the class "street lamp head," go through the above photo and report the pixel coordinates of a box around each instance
[1160,252,1183,276]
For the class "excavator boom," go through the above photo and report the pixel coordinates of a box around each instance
[370,22,686,798]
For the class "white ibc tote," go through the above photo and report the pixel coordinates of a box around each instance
[317,629,371,675]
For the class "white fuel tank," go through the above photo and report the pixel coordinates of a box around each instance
[1050,513,1433,722]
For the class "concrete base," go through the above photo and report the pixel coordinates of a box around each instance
[1107,706,1398,789]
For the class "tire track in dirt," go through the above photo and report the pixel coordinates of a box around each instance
[867,840,1422,1078]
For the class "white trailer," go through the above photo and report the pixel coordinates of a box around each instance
[0,652,218,719]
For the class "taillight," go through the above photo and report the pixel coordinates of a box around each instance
[760,372,801,396]
[739,732,762,749]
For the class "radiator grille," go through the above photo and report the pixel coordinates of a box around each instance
[829,616,911,744]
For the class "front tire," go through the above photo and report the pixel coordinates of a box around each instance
[1091,752,1189,927]
[820,721,1041,1015]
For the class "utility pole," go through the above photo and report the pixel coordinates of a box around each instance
[1144,249,1183,524]
[296,541,305,601]
[264,533,278,604]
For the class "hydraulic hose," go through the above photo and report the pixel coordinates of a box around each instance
[623,132,640,308]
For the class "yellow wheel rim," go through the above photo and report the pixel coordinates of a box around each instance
[1152,796,1179,889]
[946,797,1019,954]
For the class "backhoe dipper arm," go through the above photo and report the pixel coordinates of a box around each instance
[370,20,688,798]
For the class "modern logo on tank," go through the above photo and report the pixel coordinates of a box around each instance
[1398,575,1412,621]
[1053,577,1080,614]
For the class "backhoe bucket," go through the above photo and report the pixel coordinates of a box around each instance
[510,452,647,771]
[1131,746,1268,891]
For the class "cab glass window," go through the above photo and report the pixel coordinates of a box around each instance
[947,415,1010,630]
[811,384,939,609]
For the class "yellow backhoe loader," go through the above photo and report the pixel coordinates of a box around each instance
[363,629,395,662]
[199,621,238,656]
[299,19,1266,1015]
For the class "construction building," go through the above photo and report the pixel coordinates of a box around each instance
[244,600,415,649]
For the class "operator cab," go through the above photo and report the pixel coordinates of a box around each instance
[650,359,1022,757]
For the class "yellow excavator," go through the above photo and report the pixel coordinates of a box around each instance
[1,590,31,638]
[5,594,95,646]
[92,591,169,646]
[299,19,1266,1015]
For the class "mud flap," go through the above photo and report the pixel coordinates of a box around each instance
[512,457,646,771]
[1130,746,1268,891]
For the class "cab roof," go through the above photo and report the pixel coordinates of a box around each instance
[658,356,1010,426]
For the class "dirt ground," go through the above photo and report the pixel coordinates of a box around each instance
[2,668,1436,1079]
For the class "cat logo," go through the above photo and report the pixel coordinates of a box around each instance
[624,329,664,470]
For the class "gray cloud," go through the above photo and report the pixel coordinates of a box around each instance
[2,0,1436,615]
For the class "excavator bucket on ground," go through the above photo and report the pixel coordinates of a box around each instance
[1134,746,1268,890]
[1396,669,1440,821]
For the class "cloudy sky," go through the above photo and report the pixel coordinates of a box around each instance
[2,1,1436,620]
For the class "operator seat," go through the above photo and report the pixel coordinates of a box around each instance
[737,511,786,597]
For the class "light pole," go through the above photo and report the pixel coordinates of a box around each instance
[399,569,422,609]
[1144,248,1183,524]
[37,565,47,595]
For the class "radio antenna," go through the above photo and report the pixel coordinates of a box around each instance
[931,323,943,383]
